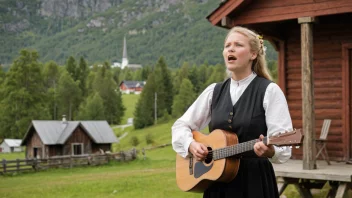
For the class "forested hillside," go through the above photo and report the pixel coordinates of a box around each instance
[0,0,277,67]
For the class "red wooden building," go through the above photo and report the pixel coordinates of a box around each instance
[119,80,145,94]
[207,0,352,163]
[21,120,118,158]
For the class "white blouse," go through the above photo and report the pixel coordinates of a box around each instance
[171,73,293,164]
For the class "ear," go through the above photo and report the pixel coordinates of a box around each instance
[251,52,257,60]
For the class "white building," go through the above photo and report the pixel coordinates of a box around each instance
[112,36,142,70]
[0,139,23,153]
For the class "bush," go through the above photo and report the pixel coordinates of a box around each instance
[130,136,139,146]
[158,110,172,124]
[145,133,154,144]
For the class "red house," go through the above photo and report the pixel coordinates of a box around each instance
[119,80,145,94]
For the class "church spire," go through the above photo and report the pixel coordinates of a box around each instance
[123,36,128,59]
[121,36,129,69]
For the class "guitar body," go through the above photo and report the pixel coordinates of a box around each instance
[176,129,240,192]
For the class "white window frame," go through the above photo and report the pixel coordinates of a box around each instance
[71,143,84,155]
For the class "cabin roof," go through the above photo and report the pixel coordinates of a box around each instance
[120,80,145,88]
[1,139,22,147]
[22,120,118,145]
[206,0,352,28]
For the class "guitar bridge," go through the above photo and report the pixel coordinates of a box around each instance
[189,155,193,175]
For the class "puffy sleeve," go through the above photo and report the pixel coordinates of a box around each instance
[263,83,293,164]
[171,83,216,158]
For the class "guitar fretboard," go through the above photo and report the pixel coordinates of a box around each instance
[212,137,267,160]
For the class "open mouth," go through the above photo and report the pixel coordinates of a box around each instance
[228,55,237,61]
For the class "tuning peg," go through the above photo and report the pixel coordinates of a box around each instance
[295,146,300,149]
[289,146,292,149]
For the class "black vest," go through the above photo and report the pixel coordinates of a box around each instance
[210,76,272,145]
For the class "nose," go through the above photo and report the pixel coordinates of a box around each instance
[228,47,235,52]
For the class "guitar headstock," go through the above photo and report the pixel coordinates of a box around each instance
[268,129,304,146]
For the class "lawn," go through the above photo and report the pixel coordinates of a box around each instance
[120,94,140,125]
[0,151,25,160]
[0,147,202,198]
[1,115,348,198]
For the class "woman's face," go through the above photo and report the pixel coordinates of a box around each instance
[223,32,257,73]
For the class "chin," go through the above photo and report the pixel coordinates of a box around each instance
[226,66,237,73]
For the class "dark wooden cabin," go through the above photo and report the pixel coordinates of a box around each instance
[207,0,352,163]
[21,120,118,158]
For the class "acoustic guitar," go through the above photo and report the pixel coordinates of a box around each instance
[175,129,303,192]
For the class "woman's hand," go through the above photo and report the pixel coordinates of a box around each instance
[254,134,275,158]
[189,141,209,161]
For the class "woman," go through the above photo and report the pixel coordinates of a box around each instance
[171,26,292,198]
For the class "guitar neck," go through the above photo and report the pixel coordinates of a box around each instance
[212,137,267,160]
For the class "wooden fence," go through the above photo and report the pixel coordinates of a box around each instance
[0,149,137,175]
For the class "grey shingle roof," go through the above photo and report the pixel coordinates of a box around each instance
[57,121,80,144]
[80,121,118,143]
[2,139,22,147]
[22,120,118,145]
[121,81,145,88]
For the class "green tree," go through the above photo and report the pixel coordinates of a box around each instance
[133,73,156,129]
[124,69,133,81]
[57,70,82,120]
[42,61,61,120]
[204,64,226,88]
[154,57,173,116]
[66,56,77,81]
[172,79,196,118]
[197,63,208,94]
[86,71,96,94]
[0,65,5,86]
[43,61,60,88]
[93,67,125,124]
[77,92,105,120]
[132,69,142,81]
[141,65,152,80]
[0,50,49,139]
[0,65,6,99]
[77,57,89,96]
[112,67,122,85]
[173,62,190,95]
[188,64,200,93]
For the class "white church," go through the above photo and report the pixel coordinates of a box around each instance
[112,37,142,70]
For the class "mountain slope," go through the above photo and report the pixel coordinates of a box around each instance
[0,0,276,67]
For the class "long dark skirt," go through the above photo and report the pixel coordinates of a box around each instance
[203,158,279,198]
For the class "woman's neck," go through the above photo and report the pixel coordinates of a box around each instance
[231,69,252,81]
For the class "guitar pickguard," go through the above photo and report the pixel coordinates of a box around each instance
[194,161,213,178]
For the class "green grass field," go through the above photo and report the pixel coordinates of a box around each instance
[0,120,343,198]
[120,94,140,125]
[0,147,203,198]
[0,151,25,160]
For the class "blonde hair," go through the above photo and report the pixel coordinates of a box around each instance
[224,26,272,81]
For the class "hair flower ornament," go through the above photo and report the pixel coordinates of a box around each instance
[257,34,266,54]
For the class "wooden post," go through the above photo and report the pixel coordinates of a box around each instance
[298,17,316,170]
[16,159,20,172]
[142,148,146,160]
[221,16,232,28]
[33,158,37,171]
[2,159,6,174]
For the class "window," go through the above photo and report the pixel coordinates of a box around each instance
[72,143,83,155]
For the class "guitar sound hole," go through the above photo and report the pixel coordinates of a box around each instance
[204,147,213,164]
